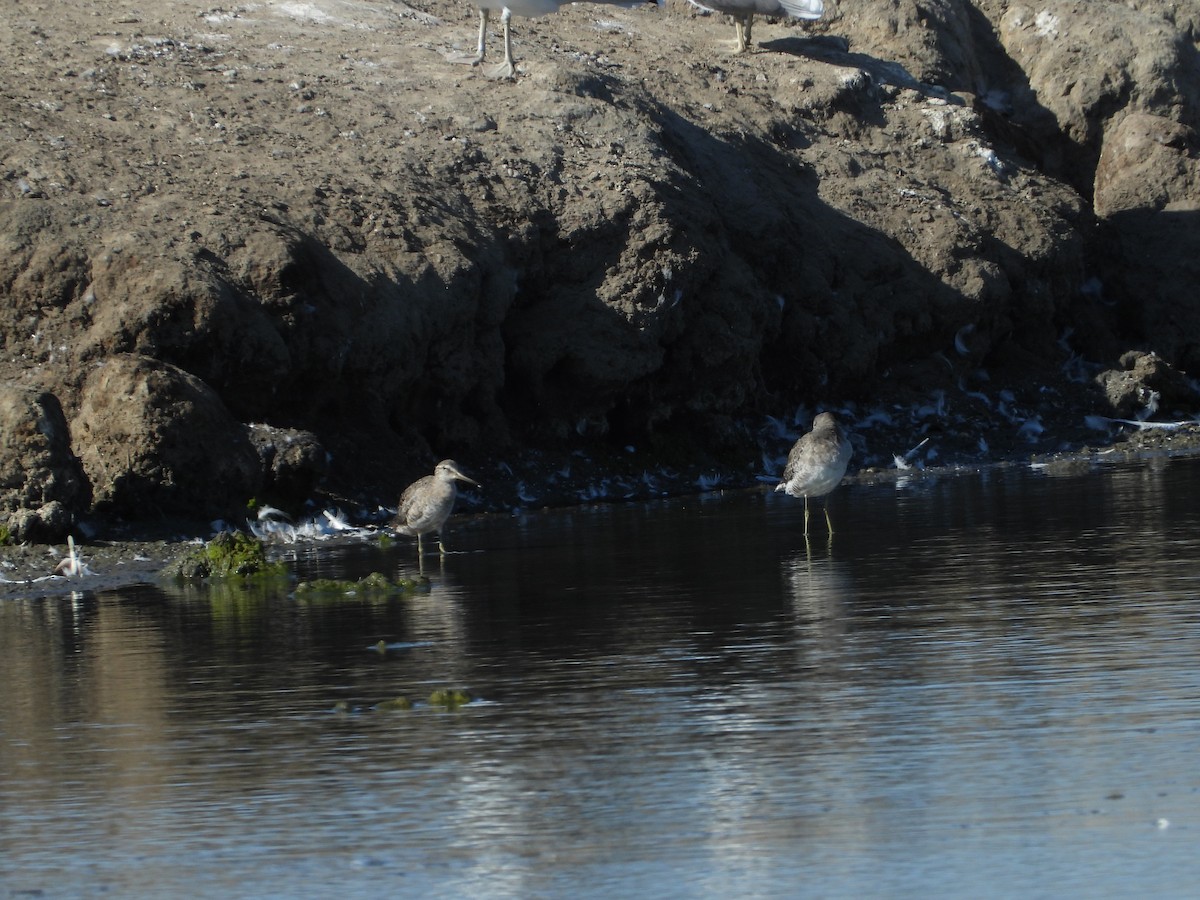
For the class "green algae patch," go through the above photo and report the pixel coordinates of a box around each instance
[374,696,413,712]
[336,689,471,714]
[428,688,472,710]
[295,572,430,598]
[166,531,287,580]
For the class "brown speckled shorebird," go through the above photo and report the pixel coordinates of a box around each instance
[775,412,852,536]
[394,460,479,556]
[687,0,824,54]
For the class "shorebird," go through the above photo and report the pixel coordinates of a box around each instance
[687,0,824,54]
[394,460,480,556]
[465,0,650,80]
[775,412,852,536]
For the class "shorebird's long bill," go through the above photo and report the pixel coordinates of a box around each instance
[448,465,479,487]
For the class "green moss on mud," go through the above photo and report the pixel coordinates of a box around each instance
[428,688,472,709]
[374,696,413,712]
[166,531,287,580]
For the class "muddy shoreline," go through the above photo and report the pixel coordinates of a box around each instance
[5,1,1200,547]
[6,424,1199,602]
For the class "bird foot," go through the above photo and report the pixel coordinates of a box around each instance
[730,40,763,54]
[446,50,485,66]
[443,51,514,79]
[484,60,517,80]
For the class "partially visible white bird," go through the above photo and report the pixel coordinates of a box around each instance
[394,460,480,556]
[256,504,293,523]
[775,411,852,536]
[322,509,353,532]
[466,0,651,80]
[54,535,95,578]
[688,0,824,54]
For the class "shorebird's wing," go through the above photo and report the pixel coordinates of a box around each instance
[779,0,824,19]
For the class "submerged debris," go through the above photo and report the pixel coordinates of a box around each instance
[335,688,472,714]
[370,639,435,654]
[294,571,430,597]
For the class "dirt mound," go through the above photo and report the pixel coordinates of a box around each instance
[1,0,1198,539]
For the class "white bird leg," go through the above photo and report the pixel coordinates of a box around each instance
[735,14,754,52]
[446,9,489,67]
[488,8,517,80]
[475,8,489,63]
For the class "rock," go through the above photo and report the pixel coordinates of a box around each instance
[7,501,75,544]
[1094,114,1200,218]
[70,355,262,519]
[246,423,329,502]
[1093,115,1200,373]
[829,0,985,90]
[0,386,90,542]
[79,231,292,421]
[995,1,1199,193]
[1095,350,1200,418]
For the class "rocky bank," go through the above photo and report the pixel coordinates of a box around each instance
[2,0,1200,543]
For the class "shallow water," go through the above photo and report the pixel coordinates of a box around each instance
[3,455,1200,897]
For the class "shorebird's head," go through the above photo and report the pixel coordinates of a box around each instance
[435,459,480,488]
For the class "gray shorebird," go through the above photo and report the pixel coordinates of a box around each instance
[687,0,824,54]
[394,460,479,556]
[464,0,651,80]
[775,412,852,536]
